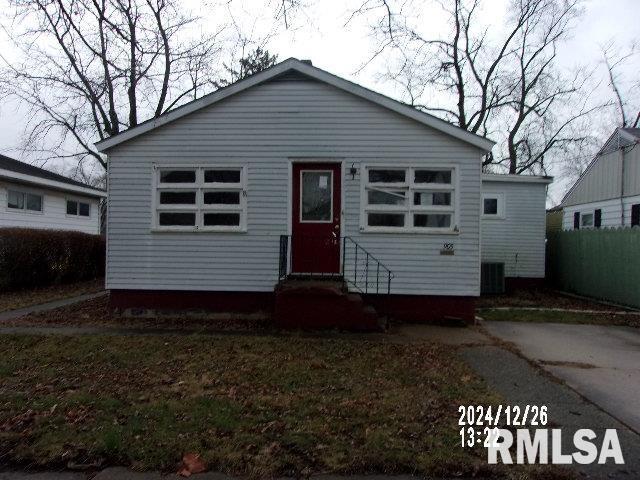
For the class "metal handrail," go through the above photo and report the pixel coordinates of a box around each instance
[278,234,394,295]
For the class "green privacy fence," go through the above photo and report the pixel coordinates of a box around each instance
[546,228,640,308]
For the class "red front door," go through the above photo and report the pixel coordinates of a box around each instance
[291,163,341,274]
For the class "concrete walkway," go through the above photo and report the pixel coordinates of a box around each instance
[0,291,107,322]
[484,320,640,433]
[460,345,640,479]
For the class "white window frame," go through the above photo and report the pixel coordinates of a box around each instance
[152,165,247,232]
[581,212,594,228]
[299,169,333,224]
[65,198,92,218]
[360,165,458,234]
[481,193,505,219]
[6,188,44,215]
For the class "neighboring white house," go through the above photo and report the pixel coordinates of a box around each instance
[0,154,106,235]
[481,174,552,292]
[561,127,640,230]
[95,58,549,325]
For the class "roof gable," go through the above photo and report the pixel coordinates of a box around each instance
[95,58,495,153]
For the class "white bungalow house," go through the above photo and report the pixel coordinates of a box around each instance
[95,58,550,329]
[561,127,640,229]
[0,154,106,235]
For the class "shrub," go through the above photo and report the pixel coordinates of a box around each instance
[0,228,105,291]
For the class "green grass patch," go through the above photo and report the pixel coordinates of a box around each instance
[480,308,640,326]
[0,333,504,477]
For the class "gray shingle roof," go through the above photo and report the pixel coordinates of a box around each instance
[0,154,105,191]
[621,127,640,139]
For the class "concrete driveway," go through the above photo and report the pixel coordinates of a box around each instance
[485,320,640,433]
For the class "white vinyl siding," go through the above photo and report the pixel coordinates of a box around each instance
[481,180,547,279]
[106,79,484,296]
[562,195,640,230]
[0,180,100,234]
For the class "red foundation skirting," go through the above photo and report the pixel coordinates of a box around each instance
[110,290,273,313]
[364,294,476,324]
[110,289,477,324]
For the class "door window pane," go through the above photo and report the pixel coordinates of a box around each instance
[203,213,240,226]
[414,191,451,206]
[160,170,196,183]
[483,198,498,215]
[301,171,332,221]
[66,200,78,215]
[79,202,90,216]
[159,212,196,226]
[368,169,406,183]
[26,194,42,212]
[205,170,241,183]
[8,191,24,209]
[204,191,240,205]
[160,191,197,204]
[368,213,405,227]
[367,190,406,205]
[414,214,451,228]
[414,170,452,184]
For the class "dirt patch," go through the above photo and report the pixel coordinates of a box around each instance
[3,295,272,332]
[477,288,631,312]
[0,279,104,313]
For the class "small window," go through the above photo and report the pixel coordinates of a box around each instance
[368,213,405,227]
[160,191,197,205]
[79,202,90,217]
[368,169,406,184]
[204,191,240,205]
[631,204,640,227]
[203,213,240,226]
[159,212,196,226]
[414,213,451,228]
[368,189,407,206]
[581,213,594,228]
[414,191,451,206]
[160,170,196,183]
[8,191,25,210]
[484,198,498,215]
[26,193,43,212]
[205,170,241,184]
[482,194,504,218]
[66,200,78,215]
[414,170,452,184]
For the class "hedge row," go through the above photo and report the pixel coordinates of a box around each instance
[0,228,105,291]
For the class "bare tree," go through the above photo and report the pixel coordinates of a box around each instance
[603,42,640,128]
[0,0,227,170]
[349,0,604,174]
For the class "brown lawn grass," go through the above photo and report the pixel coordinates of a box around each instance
[0,333,509,478]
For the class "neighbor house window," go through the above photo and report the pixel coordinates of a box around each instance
[482,193,505,218]
[66,199,91,217]
[155,166,246,231]
[361,166,456,232]
[7,190,43,212]
[581,212,594,228]
[632,204,640,227]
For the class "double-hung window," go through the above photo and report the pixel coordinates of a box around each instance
[362,166,456,232]
[66,199,91,217]
[8,190,43,213]
[155,166,246,232]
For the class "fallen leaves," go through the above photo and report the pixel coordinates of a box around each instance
[178,452,207,476]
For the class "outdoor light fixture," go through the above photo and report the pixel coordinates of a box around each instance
[350,163,358,179]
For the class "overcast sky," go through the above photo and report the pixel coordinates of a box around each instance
[0,0,638,204]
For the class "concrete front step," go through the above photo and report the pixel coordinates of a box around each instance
[274,280,383,332]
